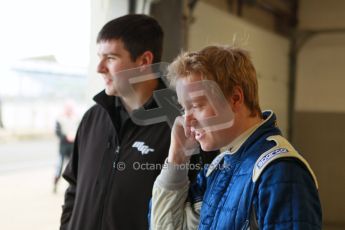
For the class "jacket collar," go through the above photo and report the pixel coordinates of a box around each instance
[225,110,278,155]
[206,110,281,177]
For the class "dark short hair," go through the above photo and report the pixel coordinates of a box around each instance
[97,14,164,63]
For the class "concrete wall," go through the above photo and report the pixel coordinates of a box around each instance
[188,1,290,135]
[294,0,345,229]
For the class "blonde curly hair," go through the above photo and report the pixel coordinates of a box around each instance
[168,45,261,117]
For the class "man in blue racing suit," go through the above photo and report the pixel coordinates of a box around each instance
[150,45,322,229]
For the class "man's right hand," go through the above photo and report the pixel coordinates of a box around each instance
[167,116,199,165]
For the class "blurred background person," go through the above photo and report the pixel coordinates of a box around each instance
[53,100,80,193]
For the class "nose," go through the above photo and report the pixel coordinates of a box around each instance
[184,110,196,128]
[97,59,107,74]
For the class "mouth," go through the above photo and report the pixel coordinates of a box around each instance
[104,78,113,86]
[191,127,205,141]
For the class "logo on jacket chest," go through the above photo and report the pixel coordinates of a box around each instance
[132,141,155,155]
[257,147,288,169]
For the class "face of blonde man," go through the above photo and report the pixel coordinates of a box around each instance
[176,74,237,152]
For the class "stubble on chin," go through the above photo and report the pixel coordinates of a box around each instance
[105,87,117,96]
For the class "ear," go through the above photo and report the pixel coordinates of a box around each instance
[136,51,154,66]
[229,86,244,112]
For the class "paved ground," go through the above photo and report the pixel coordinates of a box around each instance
[0,138,68,230]
[1,137,342,230]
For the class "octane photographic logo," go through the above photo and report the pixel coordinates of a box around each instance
[111,63,234,156]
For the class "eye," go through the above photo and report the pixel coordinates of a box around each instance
[106,54,117,61]
[192,103,202,109]
[190,97,206,110]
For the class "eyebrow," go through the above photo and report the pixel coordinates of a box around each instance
[178,95,207,106]
[190,95,207,102]
[97,52,121,58]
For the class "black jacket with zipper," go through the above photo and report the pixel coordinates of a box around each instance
[60,89,217,230]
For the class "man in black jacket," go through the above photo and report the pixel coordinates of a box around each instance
[60,14,216,230]
[60,14,169,230]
